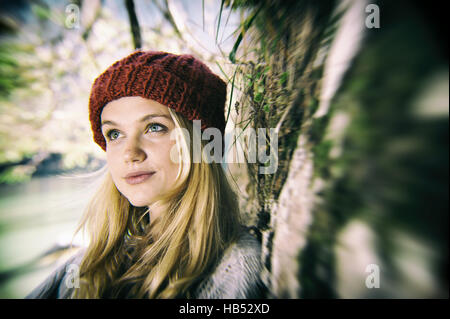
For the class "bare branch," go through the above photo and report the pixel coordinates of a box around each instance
[125,0,142,49]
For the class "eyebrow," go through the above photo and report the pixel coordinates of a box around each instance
[101,113,172,127]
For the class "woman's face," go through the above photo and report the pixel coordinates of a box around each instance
[101,96,179,207]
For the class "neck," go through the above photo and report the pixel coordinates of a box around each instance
[148,201,167,225]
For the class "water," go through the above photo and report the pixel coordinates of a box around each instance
[0,174,94,298]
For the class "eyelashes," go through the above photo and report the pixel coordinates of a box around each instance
[146,123,168,133]
[105,129,121,141]
[104,123,168,141]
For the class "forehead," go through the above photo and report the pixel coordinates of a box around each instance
[101,96,171,120]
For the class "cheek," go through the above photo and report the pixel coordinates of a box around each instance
[106,151,122,181]
[160,141,180,181]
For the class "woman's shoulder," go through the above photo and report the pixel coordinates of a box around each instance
[227,226,262,268]
[25,247,86,299]
[194,226,266,299]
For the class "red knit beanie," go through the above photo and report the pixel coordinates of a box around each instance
[88,50,227,151]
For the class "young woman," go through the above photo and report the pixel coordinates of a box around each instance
[26,50,265,299]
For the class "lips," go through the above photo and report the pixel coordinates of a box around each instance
[124,171,155,185]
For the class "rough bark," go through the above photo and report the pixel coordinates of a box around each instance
[231,0,448,298]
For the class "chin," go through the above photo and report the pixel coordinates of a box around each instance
[127,196,153,208]
[119,189,153,207]
[117,184,155,207]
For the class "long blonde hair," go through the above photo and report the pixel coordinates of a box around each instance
[72,109,242,298]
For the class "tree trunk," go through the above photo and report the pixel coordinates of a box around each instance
[230,0,448,298]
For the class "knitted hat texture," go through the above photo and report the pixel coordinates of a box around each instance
[89,51,227,151]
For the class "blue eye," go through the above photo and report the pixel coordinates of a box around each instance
[146,123,166,133]
[107,129,121,140]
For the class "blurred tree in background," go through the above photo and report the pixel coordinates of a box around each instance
[226,0,448,298]
[0,0,448,298]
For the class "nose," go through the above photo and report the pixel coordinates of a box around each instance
[123,138,147,163]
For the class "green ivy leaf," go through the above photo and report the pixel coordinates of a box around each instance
[279,71,289,86]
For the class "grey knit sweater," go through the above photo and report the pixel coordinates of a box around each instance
[25,228,266,299]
